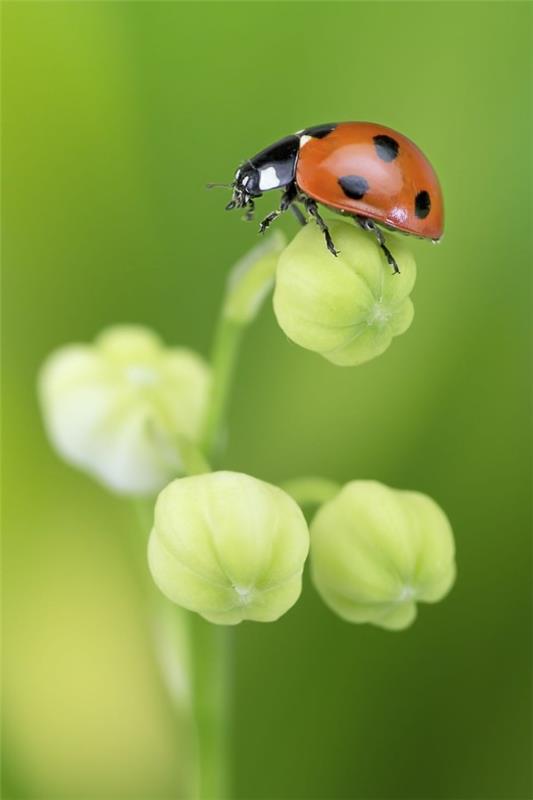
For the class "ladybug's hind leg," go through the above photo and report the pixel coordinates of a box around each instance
[355,216,399,274]
[304,197,339,257]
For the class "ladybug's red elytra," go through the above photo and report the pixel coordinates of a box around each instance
[212,122,444,273]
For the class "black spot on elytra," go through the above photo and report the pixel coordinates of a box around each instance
[301,123,337,139]
[338,175,369,200]
[373,134,399,162]
[415,190,431,218]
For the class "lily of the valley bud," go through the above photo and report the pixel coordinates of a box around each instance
[310,480,456,630]
[148,471,309,624]
[273,221,416,367]
[39,325,211,495]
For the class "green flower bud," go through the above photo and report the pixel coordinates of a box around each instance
[39,325,211,495]
[148,471,309,625]
[310,481,455,630]
[273,221,416,366]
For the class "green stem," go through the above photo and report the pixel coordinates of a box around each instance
[282,477,341,509]
[200,316,244,462]
[177,435,211,476]
[200,234,284,462]
[188,615,232,800]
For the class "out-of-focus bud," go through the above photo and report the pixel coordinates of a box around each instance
[310,480,455,630]
[273,221,416,366]
[38,325,211,495]
[148,471,309,624]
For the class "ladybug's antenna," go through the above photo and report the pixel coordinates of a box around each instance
[206,182,233,189]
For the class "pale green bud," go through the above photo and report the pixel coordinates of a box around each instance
[39,325,211,495]
[310,481,455,630]
[273,221,416,366]
[148,471,309,625]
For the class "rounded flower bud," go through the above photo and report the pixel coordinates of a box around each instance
[273,221,416,366]
[39,325,211,495]
[310,481,455,630]
[148,471,309,625]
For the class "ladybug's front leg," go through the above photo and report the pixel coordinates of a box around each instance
[258,209,281,234]
[244,198,255,222]
[258,183,298,234]
[304,197,339,257]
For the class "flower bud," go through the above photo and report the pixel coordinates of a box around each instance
[310,481,455,630]
[39,325,211,495]
[273,221,416,366]
[148,471,309,624]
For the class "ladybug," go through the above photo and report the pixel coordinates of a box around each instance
[211,122,444,273]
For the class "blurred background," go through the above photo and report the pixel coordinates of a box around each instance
[2,2,531,798]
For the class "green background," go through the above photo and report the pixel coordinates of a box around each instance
[2,2,531,798]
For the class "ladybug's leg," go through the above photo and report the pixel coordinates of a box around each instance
[259,209,281,234]
[258,183,298,234]
[281,182,306,226]
[355,216,400,274]
[305,197,339,257]
[288,188,309,227]
[244,198,255,222]
[289,203,307,227]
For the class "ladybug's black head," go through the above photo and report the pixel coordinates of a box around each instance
[225,163,262,211]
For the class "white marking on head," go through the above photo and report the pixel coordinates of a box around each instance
[299,135,312,147]
[259,166,281,191]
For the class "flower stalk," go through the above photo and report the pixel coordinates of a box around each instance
[164,233,285,798]
[200,232,286,460]
[200,316,244,462]
[282,477,341,509]
[188,615,232,800]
